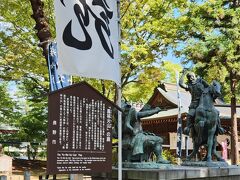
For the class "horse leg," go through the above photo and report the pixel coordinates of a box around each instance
[212,137,225,162]
[206,126,216,162]
[186,143,200,161]
[196,121,204,144]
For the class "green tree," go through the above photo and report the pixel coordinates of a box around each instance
[15,78,48,160]
[120,0,187,89]
[177,0,240,164]
[0,82,21,142]
[0,1,51,153]
[0,0,187,100]
[123,61,182,102]
[0,82,19,124]
[0,0,49,82]
[16,100,47,160]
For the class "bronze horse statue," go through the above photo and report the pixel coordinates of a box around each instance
[186,80,225,162]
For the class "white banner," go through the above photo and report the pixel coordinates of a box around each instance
[54,0,120,85]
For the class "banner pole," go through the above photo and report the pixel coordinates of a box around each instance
[117,86,122,180]
[117,0,122,179]
[176,71,182,164]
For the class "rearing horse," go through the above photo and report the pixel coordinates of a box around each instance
[186,80,225,162]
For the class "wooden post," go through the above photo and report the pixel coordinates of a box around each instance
[230,72,239,164]
[53,174,56,180]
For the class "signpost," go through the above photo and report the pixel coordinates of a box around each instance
[47,82,118,174]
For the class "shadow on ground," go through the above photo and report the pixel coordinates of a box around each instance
[13,159,46,173]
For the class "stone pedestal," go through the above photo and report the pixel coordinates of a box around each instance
[181,161,229,167]
[122,162,172,169]
[91,165,240,180]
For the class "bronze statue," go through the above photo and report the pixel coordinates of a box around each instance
[114,102,169,164]
[179,70,225,162]
[179,70,224,137]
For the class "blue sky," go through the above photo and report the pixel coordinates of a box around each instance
[8,81,18,98]
[163,50,182,65]
[163,48,193,69]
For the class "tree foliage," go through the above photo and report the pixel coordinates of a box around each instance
[176,0,240,103]
[0,82,19,125]
[120,0,187,88]
[0,1,48,82]
[0,0,187,98]
[123,61,182,102]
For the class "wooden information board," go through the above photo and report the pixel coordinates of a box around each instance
[47,82,116,174]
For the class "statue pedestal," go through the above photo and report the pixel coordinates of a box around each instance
[91,165,240,179]
[181,161,229,167]
[122,162,172,169]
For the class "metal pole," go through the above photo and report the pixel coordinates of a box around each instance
[185,136,189,156]
[176,71,182,164]
[117,86,122,180]
[116,0,122,179]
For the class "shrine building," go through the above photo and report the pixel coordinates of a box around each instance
[141,82,240,152]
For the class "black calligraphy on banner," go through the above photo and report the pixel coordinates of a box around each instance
[60,0,65,6]
[61,0,114,59]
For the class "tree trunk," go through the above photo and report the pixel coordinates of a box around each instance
[29,0,52,64]
[230,72,239,164]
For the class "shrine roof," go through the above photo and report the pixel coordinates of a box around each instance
[0,124,18,134]
[141,108,188,121]
[215,106,240,120]
[142,107,240,121]
[147,82,191,109]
